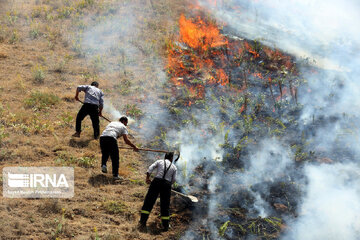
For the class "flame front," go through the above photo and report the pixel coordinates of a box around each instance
[167,13,297,109]
[167,14,229,104]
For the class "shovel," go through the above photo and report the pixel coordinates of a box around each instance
[171,189,198,203]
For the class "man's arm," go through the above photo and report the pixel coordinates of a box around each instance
[75,85,88,101]
[146,161,159,184]
[122,134,139,152]
[146,172,151,184]
[171,168,177,184]
[74,89,80,101]
[98,92,104,116]
[98,105,103,116]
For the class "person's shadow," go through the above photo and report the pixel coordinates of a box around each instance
[147,222,164,235]
[69,138,92,148]
[88,174,123,187]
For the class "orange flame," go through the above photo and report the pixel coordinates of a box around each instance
[252,72,263,79]
[239,104,245,113]
[179,14,228,51]
[244,41,259,58]
[217,69,229,86]
[167,15,230,105]
[263,47,293,71]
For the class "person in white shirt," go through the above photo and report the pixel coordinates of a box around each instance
[99,116,138,180]
[139,152,178,232]
[72,81,104,139]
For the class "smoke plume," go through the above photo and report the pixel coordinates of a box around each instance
[198,0,360,239]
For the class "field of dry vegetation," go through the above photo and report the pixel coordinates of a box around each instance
[0,0,191,239]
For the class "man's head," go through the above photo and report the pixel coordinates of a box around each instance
[165,152,174,161]
[91,81,99,87]
[119,116,128,126]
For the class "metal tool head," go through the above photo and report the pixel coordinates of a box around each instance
[173,150,181,162]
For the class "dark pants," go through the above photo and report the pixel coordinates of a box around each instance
[100,136,119,176]
[140,178,172,229]
[76,103,100,138]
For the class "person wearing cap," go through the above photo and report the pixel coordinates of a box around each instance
[139,152,178,232]
[100,116,138,180]
[72,81,104,139]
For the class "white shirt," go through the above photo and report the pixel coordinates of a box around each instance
[101,121,128,139]
[147,159,177,183]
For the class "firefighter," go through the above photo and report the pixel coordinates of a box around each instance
[100,116,138,180]
[72,81,104,139]
[139,152,178,232]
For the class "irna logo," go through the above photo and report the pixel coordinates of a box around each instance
[7,173,69,188]
[3,167,74,198]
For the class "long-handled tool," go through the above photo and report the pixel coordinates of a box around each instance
[76,99,111,122]
[171,190,198,203]
[76,99,139,139]
[119,147,170,153]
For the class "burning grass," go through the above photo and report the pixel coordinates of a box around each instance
[0,0,330,239]
[219,217,283,239]
[151,9,325,240]
[166,13,300,115]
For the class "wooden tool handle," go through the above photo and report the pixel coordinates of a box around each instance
[77,99,111,122]
[118,147,169,153]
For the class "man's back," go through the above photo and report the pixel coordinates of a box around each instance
[77,85,104,106]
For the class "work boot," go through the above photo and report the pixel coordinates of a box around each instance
[101,165,107,173]
[161,219,169,232]
[72,132,80,138]
[139,213,149,226]
[113,175,122,180]
[137,222,147,233]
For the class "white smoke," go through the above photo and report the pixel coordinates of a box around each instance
[200,0,360,115]
[167,122,225,186]
[77,0,360,238]
[198,0,360,239]
[103,101,136,125]
[284,163,360,240]
[79,1,171,132]
[244,138,293,185]
[226,138,294,217]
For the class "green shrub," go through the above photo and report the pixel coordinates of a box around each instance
[29,26,40,39]
[72,37,85,57]
[9,31,19,44]
[0,125,8,145]
[57,6,75,19]
[91,55,105,72]
[55,154,96,168]
[59,112,73,127]
[76,156,96,168]
[32,65,46,83]
[6,11,18,25]
[24,91,60,111]
[76,0,95,9]
[31,6,43,18]
[125,104,143,118]
[102,201,128,214]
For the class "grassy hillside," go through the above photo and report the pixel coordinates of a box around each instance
[0,0,191,239]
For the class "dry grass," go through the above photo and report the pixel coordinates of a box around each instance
[0,0,190,239]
